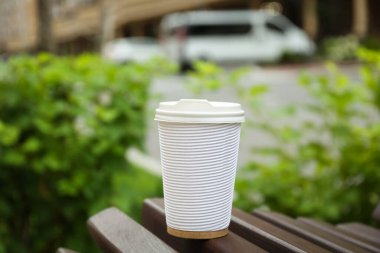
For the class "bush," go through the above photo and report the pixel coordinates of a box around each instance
[235,48,380,224]
[361,36,380,51]
[186,50,380,224]
[321,34,359,61]
[0,54,168,253]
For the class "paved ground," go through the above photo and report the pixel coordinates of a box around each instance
[145,62,360,168]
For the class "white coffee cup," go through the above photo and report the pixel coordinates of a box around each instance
[155,99,244,239]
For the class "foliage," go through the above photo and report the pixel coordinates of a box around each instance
[186,61,268,101]
[322,35,380,61]
[187,49,380,224]
[322,34,359,61]
[0,54,168,253]
[279,51,312,64]
[186,61,225,94]
[235,48,380,223]
[361,36,380,51]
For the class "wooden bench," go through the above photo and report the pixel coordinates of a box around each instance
[57,198,380,253]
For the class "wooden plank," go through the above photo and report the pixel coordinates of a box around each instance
[142,198,268,253]
[230,208,331,253]
[87,207,175,253]
[298,217,380,252]
[372,203,380,223]
[56,248,79,253]
[200,232,268,253]
[253,210,371,253]
[338,223,380,247]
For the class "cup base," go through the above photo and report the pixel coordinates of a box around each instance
[167,226,228,239]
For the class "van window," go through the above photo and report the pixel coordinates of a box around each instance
[265,21,285,34]
[187,24,252,36]
[266,15,292,34]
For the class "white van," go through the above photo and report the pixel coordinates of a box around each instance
[160,10,315,68]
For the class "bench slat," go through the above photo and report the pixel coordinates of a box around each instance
[372,204,380,223]
[298,218,380,252]
[253,210,371,253]
[230,208,331,253]
[56,248,79,253]
[87,207,176,253]
[338,223,380,247]
[142,198,268,253]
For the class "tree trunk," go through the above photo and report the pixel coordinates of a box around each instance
[352,0,368,38]
[302,0,318,39]
[37,0,55,52]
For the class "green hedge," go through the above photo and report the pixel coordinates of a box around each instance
[234,48,380,224]
[0,54,166,253]
[186,50,380,224]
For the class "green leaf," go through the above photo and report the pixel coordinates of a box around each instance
[249,84,268,96]
[0,124,20,146]
[97,107,119,122]
[2,151,25,165]
[298,72,312,86]
[193,61,221,75]
[22,138,41,152]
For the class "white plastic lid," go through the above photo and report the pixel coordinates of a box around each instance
[155,99,245,123]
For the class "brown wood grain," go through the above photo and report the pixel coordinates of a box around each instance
[373,204,380,223]
[338,223,380,248]
[253,210,371,253]
[298,217,380,252]
[83,198,380,253]
[142,198,267,253]
[230,208,331,253]
[87,207,175,253]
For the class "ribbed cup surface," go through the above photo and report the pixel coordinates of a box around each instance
[158,122,241,231]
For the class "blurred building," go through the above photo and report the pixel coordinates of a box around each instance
[0,0,379,54]
[0,0,39,52]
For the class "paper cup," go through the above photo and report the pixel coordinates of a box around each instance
[155,99,244,239]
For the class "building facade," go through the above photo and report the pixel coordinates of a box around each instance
[0,0,379,54]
